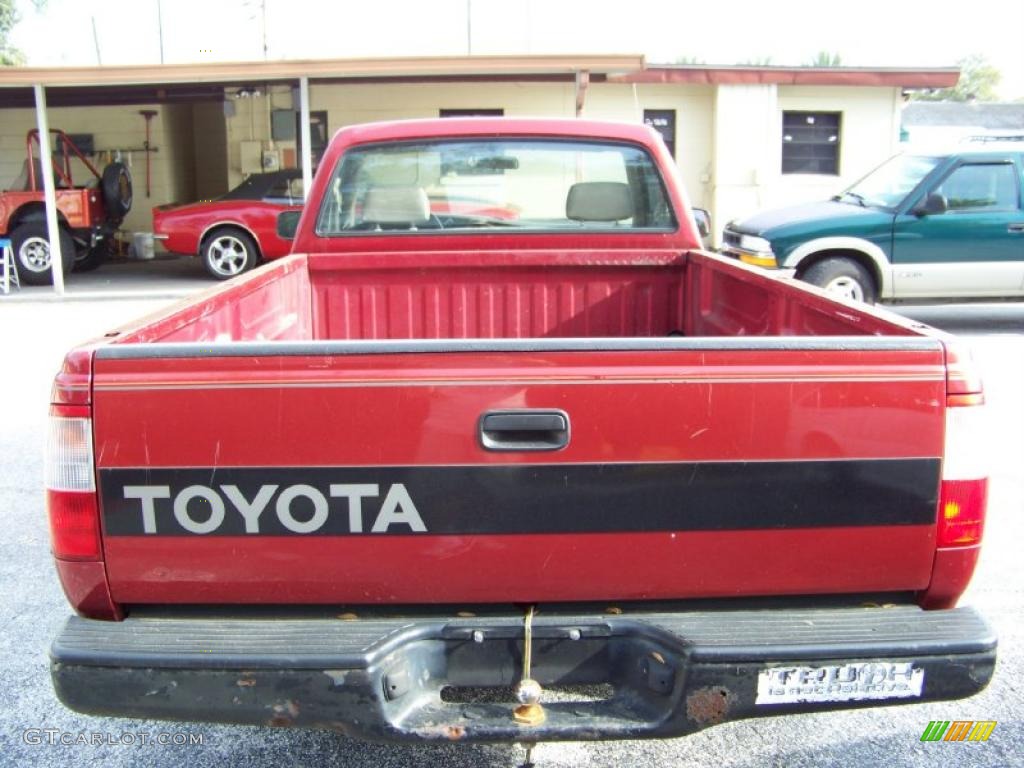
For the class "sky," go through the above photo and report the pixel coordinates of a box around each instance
[11,0,1024,99]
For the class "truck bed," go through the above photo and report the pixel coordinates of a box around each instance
[83,250,951,607]
[115,249,918,345]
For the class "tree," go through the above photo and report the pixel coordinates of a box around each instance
[673,56,706,66]
[911,54,1002,102]
[809,51,842,68]
[0,0,23,65]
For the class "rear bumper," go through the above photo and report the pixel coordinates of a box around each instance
[51,605,996,743]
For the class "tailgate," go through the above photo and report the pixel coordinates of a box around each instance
[92,338,946,605]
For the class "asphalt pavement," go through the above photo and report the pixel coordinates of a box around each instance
[0,262,1021,767]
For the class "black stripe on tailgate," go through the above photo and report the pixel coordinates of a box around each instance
[99,460,939,536]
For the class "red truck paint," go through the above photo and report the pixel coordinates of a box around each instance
[46,118,993,742]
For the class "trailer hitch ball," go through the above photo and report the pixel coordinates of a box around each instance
[515,678,543,706]
[513,606,546,726]
[513,680,546,726]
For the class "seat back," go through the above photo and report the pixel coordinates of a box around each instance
[362,187,431,227]
[566,182,634,222]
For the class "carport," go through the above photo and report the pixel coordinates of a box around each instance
[0,54,644,294]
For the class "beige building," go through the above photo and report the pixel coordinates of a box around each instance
[0,56,956,245]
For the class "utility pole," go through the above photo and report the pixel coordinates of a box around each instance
[91,17,101,65]
[261,0,268,60]
[156,0,165,64]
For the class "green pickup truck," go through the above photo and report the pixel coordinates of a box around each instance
[721,143,1024,302]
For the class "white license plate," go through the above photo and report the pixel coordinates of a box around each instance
[756,662,925,705]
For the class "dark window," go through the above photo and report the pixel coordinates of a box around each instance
[271,109,296,141]
[934,163,1020,211]
[263,176,305,205]
[782,111,841,175]
[643,110,676,157]
[296,111,329,166]
[439,109,505,118]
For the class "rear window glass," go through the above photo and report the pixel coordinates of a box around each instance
[316,139,676,235]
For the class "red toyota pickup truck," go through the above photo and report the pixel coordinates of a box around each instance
[46,118,993,744]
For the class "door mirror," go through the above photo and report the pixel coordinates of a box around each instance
[276,210,301,240]
[914,193,947,217]
[692,208,711,238]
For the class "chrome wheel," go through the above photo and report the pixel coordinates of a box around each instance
[801,256,877,304]
[205,234,251,278]
[18,236,52,273]
[823,275,866,302]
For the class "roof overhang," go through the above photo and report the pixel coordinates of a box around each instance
[0,54,645,88]
[0,57,961,109]
[614,66,960,89]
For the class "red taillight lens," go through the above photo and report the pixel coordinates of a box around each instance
[937,478,987,548]
[45,413,101,561]
[46,490,101,560]
[937,345,988,550]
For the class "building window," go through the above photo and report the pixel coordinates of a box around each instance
[439,109,504,117]
[782,111,841,175]
[296,111,329,166]
[643,110,676,157]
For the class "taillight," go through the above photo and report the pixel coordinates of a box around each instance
[937,345,988,549]
[921,343,987,609]
[938,479,987,547]
[45,409,101,561]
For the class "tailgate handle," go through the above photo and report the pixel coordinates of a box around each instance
[479,410,570,452]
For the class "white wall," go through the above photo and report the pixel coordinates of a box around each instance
[586,83,715,211]
[711,85,902,242]
[772,85,901,204]
[712,84,781,242]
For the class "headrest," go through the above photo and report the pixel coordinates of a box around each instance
[566,182,633,222]
[362,186,430,225]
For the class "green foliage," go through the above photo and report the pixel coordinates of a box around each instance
[0,0,24,66]
[911,55,1002,102]
[673,56,706,66]
[739,56,774,66]
[809,51,843,68]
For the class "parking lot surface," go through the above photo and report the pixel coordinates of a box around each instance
[1,263,1021,767]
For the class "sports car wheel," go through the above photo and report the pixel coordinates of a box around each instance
[201,229,258,280]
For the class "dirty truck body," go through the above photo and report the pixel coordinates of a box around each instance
[46,119,994,743]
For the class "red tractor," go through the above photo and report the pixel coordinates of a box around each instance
[0,129,132,285]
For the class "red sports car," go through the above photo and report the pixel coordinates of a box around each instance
[152,170,303,279]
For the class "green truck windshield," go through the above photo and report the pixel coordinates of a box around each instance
[844,154,941,209]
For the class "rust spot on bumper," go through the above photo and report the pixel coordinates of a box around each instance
[445,725,466,741]
[686,686,734,725]
[268,699,300,727]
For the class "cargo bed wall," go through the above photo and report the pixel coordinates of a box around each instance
[684,252,915,338]
[115,249,914,347]
[116,256,314,344]
[307,251,689,341]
